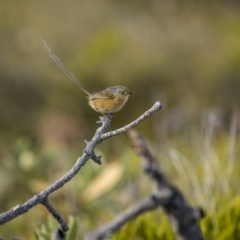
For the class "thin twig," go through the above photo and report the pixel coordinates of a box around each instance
[85,196,160,240]
[101,101,162,141]
[52,228,65,240]
[41,198,69,232]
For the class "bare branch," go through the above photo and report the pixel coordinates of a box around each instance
[41,198,69,232]
[129,129,205,240]
[0,116,111,229]
[52,228,65,240]
[0,103,161,232]
[85,196,159,240]
[129,129,170,188]
[101,101,162,141]
[86,129,204,240]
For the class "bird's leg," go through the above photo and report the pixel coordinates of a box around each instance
[101,112,113,121]
[96,113,113,123]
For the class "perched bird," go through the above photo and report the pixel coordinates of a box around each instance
[42,39,133,118]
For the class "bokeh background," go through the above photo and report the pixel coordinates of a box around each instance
[1,0,240,239]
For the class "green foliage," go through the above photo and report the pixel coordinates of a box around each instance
[34,216,78,240]
[201,197,240,240]
[66,216,78,240]
[33,202,240,240]
[112,214,175,240]
[34,217,56,240]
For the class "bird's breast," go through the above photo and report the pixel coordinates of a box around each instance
[89,95,129,113]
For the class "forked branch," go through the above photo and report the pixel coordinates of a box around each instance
[0,102,162,232]
[85,129,205,240]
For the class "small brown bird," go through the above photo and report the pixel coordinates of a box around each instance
[88,86,132,114]
[42,39,133,118]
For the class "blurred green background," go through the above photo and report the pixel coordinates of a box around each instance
[1,0,240,239]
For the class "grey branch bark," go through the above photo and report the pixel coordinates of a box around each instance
[85,129,205,240]
[129,130,205,240]
[41,198,69,232]
[101,101,162,141]
[0,102,161,233]
[85,196,160,240]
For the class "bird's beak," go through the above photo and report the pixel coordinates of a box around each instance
[128,91,133,95]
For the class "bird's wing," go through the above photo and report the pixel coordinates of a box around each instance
[88,91,115,100]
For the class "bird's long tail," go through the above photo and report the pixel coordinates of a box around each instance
[41,38,91,96]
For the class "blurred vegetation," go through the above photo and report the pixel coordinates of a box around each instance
[0,0,240,239]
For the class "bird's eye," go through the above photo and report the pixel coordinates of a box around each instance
[121,90,126,94]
